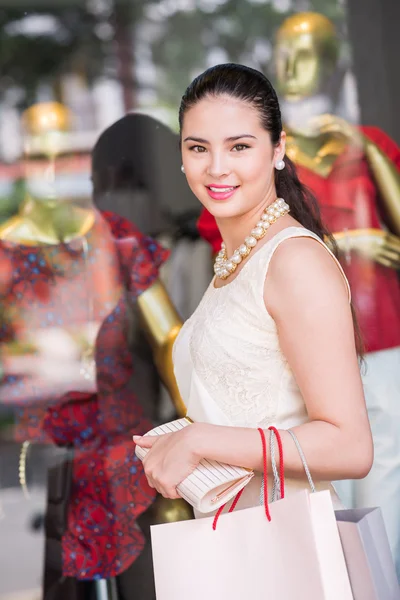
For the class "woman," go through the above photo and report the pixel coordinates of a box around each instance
[134,63,373,512]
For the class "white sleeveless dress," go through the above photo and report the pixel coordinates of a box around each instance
[173,227,351,514]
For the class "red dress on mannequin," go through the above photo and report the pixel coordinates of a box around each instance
[0,210,168,580]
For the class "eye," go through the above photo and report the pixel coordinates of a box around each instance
[189,145,207,153]
[232,144,250,152]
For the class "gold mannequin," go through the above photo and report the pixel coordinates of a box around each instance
[275,12,400,267]
[1,102,190,522]
[0,103,95,244]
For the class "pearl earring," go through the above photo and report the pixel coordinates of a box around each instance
[275,160,285,171]
[181,165,185,173]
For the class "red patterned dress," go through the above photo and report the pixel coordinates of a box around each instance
[0,210,168,579]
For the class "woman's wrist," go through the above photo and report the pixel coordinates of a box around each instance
[185,422,265,472]
[184,421,213,461]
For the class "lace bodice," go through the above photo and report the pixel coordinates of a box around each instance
[173,227,350,430]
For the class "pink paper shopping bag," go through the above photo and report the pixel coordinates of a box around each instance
[150,427,353,600]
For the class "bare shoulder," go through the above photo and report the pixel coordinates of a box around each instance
[264,234,349,319]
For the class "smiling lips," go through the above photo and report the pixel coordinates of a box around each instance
[206,184,239,200]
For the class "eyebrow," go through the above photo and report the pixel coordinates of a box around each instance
[183,134,257,143]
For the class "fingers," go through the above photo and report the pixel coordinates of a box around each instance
[159,486,180,500]
[142,457,180,499]
[375,255,400,269]
[379,240,400,267]
[385,233,400,250]
[136,430,184,499]
[133,434,156,449]
[380,248,400,263]
[345,232,400,267]
[144,471,179,499]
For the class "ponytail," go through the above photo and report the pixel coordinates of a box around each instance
[275,155,335,249]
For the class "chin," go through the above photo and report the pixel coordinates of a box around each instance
[201,199,245,220]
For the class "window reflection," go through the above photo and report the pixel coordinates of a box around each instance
[1,1,399,598]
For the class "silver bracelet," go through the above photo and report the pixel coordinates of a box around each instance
[287,429,316,493]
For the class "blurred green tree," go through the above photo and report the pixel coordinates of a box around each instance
[0,0,345,112]
[0,1,147,109]
[142,0,346,112]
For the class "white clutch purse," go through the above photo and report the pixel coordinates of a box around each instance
[134,417,254,514]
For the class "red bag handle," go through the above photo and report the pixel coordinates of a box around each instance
[212,426,285,530]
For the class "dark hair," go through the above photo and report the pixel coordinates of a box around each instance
[179,63,363,356]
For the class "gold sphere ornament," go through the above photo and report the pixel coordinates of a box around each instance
[22,102,72,136]
[149,495,194,524]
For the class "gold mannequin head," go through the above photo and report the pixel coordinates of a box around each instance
[22,102,73,158]
[19,102,93,211]
[0,102,94,243]
[274,12,339,101]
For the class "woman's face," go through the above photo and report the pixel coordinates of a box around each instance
[181,94,285,220]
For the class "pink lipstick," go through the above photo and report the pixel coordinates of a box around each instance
[206,184,239,201]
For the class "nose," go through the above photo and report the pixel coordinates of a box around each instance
[285,52,296,79]
[206,152,231,179]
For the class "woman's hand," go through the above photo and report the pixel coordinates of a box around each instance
[133,426,202,499]
[334,228,400,269]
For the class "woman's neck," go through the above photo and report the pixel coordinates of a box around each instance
[215,190,277,256]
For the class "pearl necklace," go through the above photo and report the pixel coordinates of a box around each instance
[214,197,290,280]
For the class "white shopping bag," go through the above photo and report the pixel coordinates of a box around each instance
[150,427,353,599]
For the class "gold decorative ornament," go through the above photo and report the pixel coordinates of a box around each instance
[147,496,194,525]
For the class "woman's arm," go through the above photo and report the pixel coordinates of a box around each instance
[135,237,373,497]
[267,237,372,479]
[191,237,373,480]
